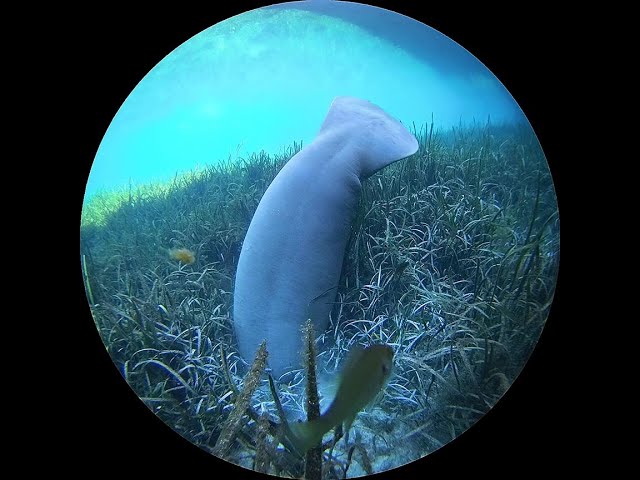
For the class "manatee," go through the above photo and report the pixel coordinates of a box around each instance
[233,96,418,376]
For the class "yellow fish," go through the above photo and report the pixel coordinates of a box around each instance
[169,248,196,265]
[289,344,393,454]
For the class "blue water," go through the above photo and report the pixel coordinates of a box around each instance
[85,1,524,200]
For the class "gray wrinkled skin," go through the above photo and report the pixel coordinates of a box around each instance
[233,97,418,376]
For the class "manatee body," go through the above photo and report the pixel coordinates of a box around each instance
[233,96,418,376]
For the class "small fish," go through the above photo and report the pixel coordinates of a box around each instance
[289,344,393,454]
[169,247,196,265]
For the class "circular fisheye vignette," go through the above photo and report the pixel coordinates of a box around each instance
[80,1,559,476]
